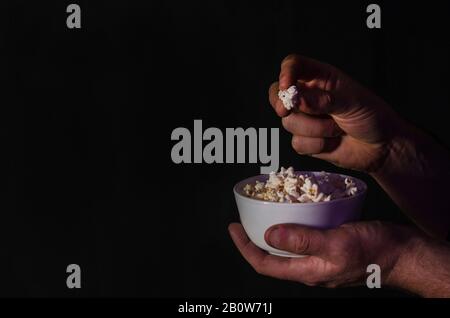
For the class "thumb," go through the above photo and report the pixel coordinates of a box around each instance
[265,224,327,255]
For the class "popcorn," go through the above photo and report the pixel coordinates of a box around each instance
[345,178,358,196]
[278,86,299,110]
[243,167,359,203]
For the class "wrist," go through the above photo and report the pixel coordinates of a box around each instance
[385,234,450,297]
[384,230,426,289]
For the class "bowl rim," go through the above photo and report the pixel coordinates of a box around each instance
[233,171,367,207]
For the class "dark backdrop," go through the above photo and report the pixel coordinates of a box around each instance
[1,0,449,297]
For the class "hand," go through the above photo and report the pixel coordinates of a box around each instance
[228,221,418,288]
[269,54,406,173]
[269,55,450,237]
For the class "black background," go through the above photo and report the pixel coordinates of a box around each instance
[1,0,449,297]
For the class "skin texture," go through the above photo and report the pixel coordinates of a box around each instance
[229,54,450,297]
[228,222,450,297]
[229,222,410,288]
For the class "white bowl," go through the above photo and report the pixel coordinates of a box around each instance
[233,171,367,257]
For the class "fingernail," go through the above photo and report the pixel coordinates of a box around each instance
[267,226,282,247]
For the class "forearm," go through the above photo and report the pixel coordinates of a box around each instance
[387,235,450,297]
[371,121,450,238]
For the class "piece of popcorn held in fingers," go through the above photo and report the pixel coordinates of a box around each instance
[278,85,299,111]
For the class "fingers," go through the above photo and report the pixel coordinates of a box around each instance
[269,81,339,118]
[228,223,268,266]
[270,54,348,119]
[231,222,377,288]
[282,112,342,138]
[279,54,335,91]
[291,135,341,155]
[229,223,365,287]
[269,82,290,117]
[265,224,329,256]
[310,135,365,169]
[287,115,342,154]
[228,223,308,281]
[297,85,336,115]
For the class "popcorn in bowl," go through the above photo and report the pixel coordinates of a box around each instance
[243,167,358,203]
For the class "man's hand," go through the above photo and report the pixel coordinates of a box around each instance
[269,54,450,237]
[229,221,414,288]
[229,222,450,297]
[269,54,404,173]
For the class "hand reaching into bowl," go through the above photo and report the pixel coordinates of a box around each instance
[228,222,450,297]
[269,54,450,237]
[228,55,450,297]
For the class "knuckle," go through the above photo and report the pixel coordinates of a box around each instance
[281,53,299,66]
[293,234,310,254]
[316,91,331,112]
[323,91,334,107]
[281,116,289,128]
[276,104,288,117]
[279,73,289,83]
[291,137,302,153]
[323,68,338,92]
[281,116,292,131]
[315,138,326,153]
